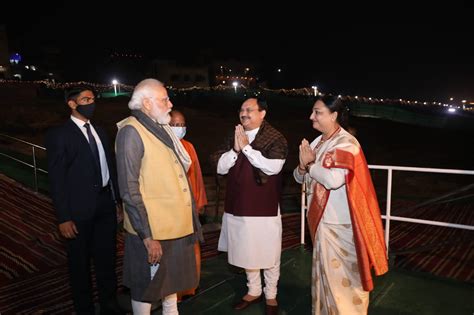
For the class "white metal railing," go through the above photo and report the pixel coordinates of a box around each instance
[0,133,47,192]
[300,165,474,255]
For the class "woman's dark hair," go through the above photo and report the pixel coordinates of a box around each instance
[315,94,349,129]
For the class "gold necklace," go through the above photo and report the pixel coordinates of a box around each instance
[314,126,341,152]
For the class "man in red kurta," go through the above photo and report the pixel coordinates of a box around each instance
[170,110,208,299]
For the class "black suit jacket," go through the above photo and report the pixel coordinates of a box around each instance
[45,119,119,223]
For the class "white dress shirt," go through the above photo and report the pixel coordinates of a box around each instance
[70,115,110,187]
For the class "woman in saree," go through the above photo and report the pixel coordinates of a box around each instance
[294,95,388,315]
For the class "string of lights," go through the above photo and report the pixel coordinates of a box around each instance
[0,79,471,111]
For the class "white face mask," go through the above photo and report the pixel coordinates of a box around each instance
[170,126,187,139]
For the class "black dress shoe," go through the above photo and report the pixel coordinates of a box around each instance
[100,299,125,315]
[233,295,263,310]
[265,304,279,315]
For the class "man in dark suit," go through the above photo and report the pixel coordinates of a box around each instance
[45,86,123,314]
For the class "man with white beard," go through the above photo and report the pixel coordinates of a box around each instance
[115,79,201,314]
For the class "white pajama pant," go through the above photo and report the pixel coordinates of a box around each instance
[132,293,178,315]
[245,261,280,299]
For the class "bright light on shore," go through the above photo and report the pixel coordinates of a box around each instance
[112,79,119,95]
[232,81,238,93]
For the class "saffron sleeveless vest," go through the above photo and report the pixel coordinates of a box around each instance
[121,117,193,240]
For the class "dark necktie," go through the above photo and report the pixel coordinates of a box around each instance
[84,123,102,181]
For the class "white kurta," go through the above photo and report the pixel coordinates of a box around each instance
[217,128,286,269]
[70,115,110,187]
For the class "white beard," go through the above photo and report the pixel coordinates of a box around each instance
[156,112,171,124]
[150,105,171,124]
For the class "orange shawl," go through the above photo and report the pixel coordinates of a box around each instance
[307,132,388,291]
[181,139,208,213]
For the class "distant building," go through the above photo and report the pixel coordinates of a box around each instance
[209,59,260,88]
[0,25,10,79]
[36,45,63,81]
[7,48,62,82]
[1,25,62,82]
[100,51,149,85]
[149,59,209,88]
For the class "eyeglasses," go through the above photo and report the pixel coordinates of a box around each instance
[151,96,170,104]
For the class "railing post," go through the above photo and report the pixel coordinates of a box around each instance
[301,182,306,245]
[214,174,220,222]
[32,146,38,192]
[384,168,393,256]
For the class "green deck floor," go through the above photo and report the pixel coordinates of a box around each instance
[173,246,473,315]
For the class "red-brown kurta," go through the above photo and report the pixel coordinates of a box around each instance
[181,139,208,212]
[178,139,208,299]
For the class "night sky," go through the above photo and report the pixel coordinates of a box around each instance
[3,4,474,102]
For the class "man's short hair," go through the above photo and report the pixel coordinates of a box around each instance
[64,85,95,103]
[256,96,268,111]
[244,90,268,111]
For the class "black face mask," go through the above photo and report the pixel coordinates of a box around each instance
[76,103,96,120]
